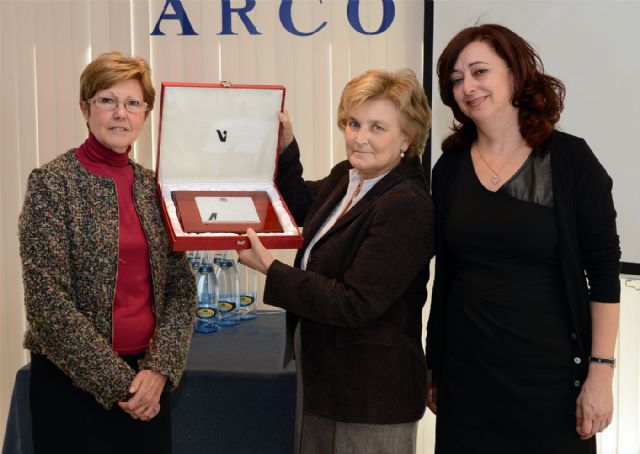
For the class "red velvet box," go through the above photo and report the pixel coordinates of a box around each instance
[155,82,303,251]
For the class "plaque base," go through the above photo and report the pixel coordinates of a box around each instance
[171,190,284,234]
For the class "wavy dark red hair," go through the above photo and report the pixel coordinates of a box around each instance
[437,24,565,153]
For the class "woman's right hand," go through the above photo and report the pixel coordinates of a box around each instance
[427,369,438,415]
[278,108,294,152]
[118,369,167,421]
[237,228,275,275]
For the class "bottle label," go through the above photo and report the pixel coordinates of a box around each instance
[196,307,217,318]
[218,300,237,313]
[240,295,255,307]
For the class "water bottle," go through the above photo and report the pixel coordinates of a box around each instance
[188,250,203,278]
[238,262,258,320]
[195,252,219,333]
[215,252,240,327]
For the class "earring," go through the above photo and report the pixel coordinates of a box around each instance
[401,150,405,158]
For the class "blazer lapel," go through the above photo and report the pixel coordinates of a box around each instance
[299,177,349,250]
[331,156,423,229]
[294,156,425,264]
[318,156,424,241]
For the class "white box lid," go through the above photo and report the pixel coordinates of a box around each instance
[157,83,284,185]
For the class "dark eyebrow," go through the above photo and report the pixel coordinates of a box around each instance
[452,60,489,74]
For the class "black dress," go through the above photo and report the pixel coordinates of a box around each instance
[435,150,596,454]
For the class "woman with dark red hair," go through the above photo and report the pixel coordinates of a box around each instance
[426,24,620,453]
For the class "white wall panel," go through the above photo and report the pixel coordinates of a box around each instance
[1,0,32,443]
[34,1,59,164]
[14,1,40,180]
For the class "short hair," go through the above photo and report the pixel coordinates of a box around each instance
[437,23,565,152]
[79,51,155,112]
[337,69,432,158]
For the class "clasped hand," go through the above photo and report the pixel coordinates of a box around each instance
[118,369,167,422]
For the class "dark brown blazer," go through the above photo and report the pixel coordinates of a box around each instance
[264,140,434,424]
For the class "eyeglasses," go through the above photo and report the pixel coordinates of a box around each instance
[87,95,148,113]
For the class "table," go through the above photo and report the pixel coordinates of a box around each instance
[3,312,296,454]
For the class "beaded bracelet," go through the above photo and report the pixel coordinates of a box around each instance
[588,356,616,368]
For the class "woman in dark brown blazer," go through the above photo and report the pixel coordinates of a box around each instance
[239,68,433,454]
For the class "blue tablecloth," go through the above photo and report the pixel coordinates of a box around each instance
[3,312,296,454]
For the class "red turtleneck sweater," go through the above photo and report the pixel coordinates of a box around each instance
[76,133,155,355]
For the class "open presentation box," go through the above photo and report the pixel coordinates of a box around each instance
[156,82,303,251]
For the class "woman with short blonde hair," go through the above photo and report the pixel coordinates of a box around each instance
[20,51,195,454]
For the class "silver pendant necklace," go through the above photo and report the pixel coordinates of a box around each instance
[475,145,520,185]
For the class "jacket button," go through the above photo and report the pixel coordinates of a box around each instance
[570,332,577,340]
[573,357,581,365]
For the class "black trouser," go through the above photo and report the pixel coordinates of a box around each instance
[30,352,171,454]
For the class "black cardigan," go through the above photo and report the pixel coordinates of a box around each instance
[426,130,621,389]
[264,140,434,424]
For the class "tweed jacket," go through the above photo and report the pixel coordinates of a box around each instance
[264,140,434,424]
[426,130,621,387]
[19,149,196,409]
